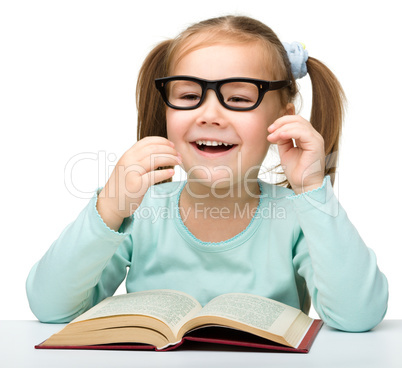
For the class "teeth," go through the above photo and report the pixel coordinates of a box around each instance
[195,140,234,146]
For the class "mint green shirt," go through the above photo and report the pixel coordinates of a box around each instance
[26,177,388,331]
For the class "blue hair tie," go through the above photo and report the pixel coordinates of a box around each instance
[282,42,309,79]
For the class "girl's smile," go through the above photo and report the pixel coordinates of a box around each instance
[190,139,237,157]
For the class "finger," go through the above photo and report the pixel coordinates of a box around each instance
[271,127,319,152]
[267,131,295,157]
[139,153,182,172]
[268,115,310,133]
[142,168,176,187]
[136,143,180,158]
[269,121,315,141]
[139,136,175,146]
[268,122,301,142]
[127,144,181,166]
[131,136,176,151]
[275,138,295,155]
[274,127,311,144]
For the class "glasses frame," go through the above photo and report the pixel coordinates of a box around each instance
[155,76,292,112]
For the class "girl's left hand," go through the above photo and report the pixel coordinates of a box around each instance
[267,115,325,195]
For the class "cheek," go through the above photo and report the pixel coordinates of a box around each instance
[166,110,181,142]
[244,127,268,146]
[241,112,271,143]
[238,123,270,161]
[166,112,173,140]
[260,93,285,122]
[248,130,271,157]
[238,113,272,162]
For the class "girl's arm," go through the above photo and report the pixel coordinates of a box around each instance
[26,192,133,323]
[269,114,388,331]
[290,177,388,332]
[26,137,181,323]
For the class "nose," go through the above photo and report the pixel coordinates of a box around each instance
[196,90,227,127]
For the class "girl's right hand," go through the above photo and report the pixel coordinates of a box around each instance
[96,136,182,231]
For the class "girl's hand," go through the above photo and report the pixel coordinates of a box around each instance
[267,115,325,195]
[97,136,182,231]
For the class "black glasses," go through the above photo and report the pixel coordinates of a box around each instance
[155,76,292,111]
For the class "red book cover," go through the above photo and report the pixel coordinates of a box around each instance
[35,319,323,354]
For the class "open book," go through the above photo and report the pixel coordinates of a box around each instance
[36,289,323,353]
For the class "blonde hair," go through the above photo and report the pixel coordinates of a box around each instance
[136,15,345,187]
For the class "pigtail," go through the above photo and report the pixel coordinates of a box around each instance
[136,40,174,184]
[307,57,346,186]
[136,40,172,140]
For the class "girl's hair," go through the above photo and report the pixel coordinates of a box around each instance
[136,15,345,187]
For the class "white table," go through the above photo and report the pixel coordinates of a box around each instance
[1,320,401,368]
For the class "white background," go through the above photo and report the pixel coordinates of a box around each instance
[1,0,401,320]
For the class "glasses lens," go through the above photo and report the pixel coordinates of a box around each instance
[220,82,259,109]
[166,80,203,108]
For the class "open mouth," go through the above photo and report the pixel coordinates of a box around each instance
[193,140,237,154]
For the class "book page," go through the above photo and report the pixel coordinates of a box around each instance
[195,293,300,334]
[72,290,202,331]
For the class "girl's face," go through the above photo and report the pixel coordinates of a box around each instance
[166,41,290,195]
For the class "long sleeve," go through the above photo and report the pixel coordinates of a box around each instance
[290,177,388,332]
[26,191,133,323]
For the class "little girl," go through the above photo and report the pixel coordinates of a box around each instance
[26,15,388,332]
